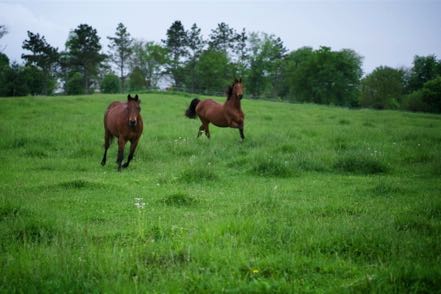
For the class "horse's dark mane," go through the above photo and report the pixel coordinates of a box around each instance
[227,81,239,100]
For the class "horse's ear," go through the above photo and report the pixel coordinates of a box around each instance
[127,94,132,100]
[135,94,139,100]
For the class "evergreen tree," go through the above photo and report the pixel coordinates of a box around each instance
[0,25,7,52]
[64,24,106,94]
[232,28,249,76]
[21,31,59,95]
[162,20,188,88]
[107,23,133,91]
[208,22,236,56]
[186,23,206,92]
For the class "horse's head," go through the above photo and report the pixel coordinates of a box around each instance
[231,78,244,100]
[127,94,141,127]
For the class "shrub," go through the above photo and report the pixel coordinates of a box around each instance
[65,72,84,95]
[401,90,428,112]
[421,76,441,113]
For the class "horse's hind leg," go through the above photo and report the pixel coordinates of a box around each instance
[116,136,126,171]
[122,138,139,169]
[205,123,211,139]
[197,122,210,139]
[101,130,111,166]
[197,125,205,138]
[239,127,245,141]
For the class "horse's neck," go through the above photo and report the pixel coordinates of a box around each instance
[225,95,241,109]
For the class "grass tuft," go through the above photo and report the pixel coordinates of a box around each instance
[179,167,218,183]
[57,179,104,189]
[251,156,293,177]
[334,151,388,174]
[161,193,197,207]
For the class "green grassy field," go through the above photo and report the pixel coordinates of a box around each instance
[1,93,440,293]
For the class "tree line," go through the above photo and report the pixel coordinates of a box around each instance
[0,21,440,113]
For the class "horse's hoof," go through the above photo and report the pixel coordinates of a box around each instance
[122,163,129,168]
[101,161,106,166]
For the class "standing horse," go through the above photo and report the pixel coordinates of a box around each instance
[101,94,143,171]
[185,79,245,141]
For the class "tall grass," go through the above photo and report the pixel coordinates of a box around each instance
[0,94,440,292]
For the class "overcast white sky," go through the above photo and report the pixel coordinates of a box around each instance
[0,0,440,74]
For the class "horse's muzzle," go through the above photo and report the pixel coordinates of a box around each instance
[129,120,137,127]
[238,94,243,100]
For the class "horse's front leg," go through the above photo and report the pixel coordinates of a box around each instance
[117,136,126,171]
[122,138,139,169]
[230,119,245,142]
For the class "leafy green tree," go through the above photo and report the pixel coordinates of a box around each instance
[279,47,314,99]
[162,20,188,88]
[107,23,133,91]
[0,52,10,95]
[130,40,167,89]
[194,49,230,94]
[359,66,405,109]
[1,63,29,96]
[128,67,146,91]
[22,66,50,96]
[283,46,362,106]
[21,31,59,95]
[100,73,120,93]
[407,55,441,92]
[64,24,106,94]
[247,32,286,98]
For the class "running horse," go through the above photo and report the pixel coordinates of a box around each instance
[185,79,245,141]
[101,94,143,171]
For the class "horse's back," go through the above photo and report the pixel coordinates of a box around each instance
[196,99,228,127]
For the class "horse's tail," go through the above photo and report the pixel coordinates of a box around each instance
[185,98,200,119]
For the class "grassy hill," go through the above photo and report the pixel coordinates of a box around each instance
[0,93,440,292]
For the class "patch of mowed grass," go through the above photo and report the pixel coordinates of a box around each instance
[1,94,441,292]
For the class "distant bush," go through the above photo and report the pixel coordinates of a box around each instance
[100,73,120,93]
[401,90,428,112]
[129,67,146,91]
